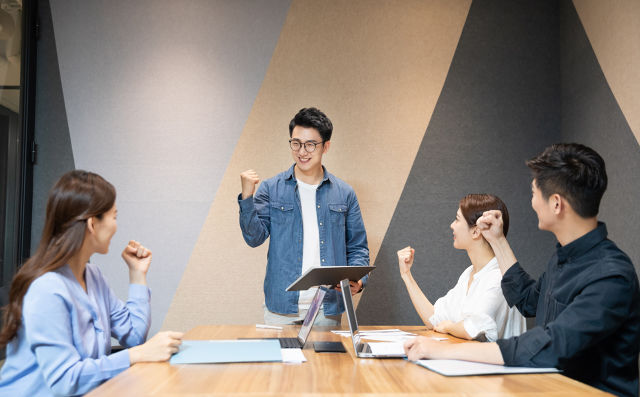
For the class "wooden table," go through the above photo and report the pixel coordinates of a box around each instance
[88,325,608,396]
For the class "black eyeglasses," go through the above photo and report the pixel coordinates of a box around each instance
[289,139,324,153]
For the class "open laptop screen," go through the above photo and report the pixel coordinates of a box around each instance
[339,279,407,358]
[298,287,327,344]
[340,279,361,350]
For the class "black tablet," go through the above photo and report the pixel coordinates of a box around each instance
[313,341,347,353]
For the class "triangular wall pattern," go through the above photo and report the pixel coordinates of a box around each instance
[560,0,640,272]
[31,0,75,248]
[358,0,561,325]
[164,0,471,330]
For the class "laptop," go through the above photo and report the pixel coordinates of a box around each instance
[340,279,407,358]
[260,287,327,349]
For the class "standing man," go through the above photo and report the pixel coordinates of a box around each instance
[405,143,640,397]
[238,107,369,326]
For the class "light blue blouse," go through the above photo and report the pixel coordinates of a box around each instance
[0,263,150,396]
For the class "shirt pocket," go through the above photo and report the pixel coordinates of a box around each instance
[550,296,568,318]
[328,204,347,226]
[270,202,294,224]
[544,294,568,324]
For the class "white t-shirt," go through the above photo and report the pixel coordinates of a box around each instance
[297,180,321,310]
[429,257,526,342]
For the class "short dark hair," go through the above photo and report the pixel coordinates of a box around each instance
[526,143,607,218]
[459,194,510,237]
[289,107,333,142]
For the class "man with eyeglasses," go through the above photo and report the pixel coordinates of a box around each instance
[238,107,370,325]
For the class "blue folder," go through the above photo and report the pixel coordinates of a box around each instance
[170,339,283,364]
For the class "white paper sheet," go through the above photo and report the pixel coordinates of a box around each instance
[281,348,307,363]
[361,334,414,342]
[332,329,416,337]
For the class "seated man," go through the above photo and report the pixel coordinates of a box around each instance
[405,143,640,397]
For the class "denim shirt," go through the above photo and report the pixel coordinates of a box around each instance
[497,223,640,397]
[238,165,370,315]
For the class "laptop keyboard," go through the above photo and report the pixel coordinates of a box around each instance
[278,338,302,348]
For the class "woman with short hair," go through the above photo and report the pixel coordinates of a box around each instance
[398,194,525,342]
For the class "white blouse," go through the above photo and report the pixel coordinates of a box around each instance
[429,257,526,342]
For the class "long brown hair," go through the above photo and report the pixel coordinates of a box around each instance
[459,194,510,237]
[0,170,115,348]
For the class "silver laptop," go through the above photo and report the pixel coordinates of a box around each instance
[340,279,406,358]
[262,287,327,349]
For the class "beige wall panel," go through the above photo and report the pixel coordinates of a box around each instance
[164,0,471,330]
[573,0,640,144]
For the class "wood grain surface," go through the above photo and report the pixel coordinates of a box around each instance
[87,325,608,396]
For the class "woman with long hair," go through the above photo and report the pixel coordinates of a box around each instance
[398,194,525,342]
[0,170,183,396]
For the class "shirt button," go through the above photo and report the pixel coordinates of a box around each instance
[281,206,284,210]
[321,241,324,244]
[319,222,323,226]
[317,205,320,208]
[322,259,325,262]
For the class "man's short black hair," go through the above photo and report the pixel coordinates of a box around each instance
[289,107,333,142]
[526,143,607,218]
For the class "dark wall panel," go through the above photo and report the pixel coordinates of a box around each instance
[31,0,75,249]
[358,0,560,325]
[559,0,640,273]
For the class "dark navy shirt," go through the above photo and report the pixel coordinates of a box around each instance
[497,223,640,397]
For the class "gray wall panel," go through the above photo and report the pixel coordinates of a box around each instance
[357,0,560,325]
[46,0,290,335]
[31,0,75,250]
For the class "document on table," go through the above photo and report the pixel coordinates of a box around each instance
[331,329,440,343]
[339,329,415,334]
[332,328,412,335]
[170,339,282,364]
[360,334,417,342]
[414,359,560,376]
[281,348,307,363]
[332,329,417,342]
